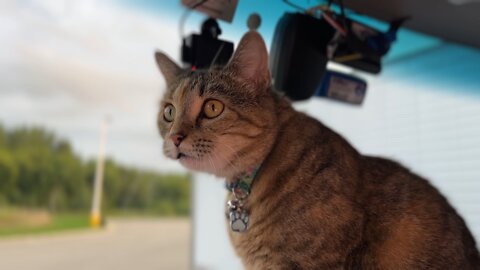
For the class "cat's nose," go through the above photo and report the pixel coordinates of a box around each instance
[170,133,185,147]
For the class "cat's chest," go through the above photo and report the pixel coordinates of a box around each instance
[224,189,365,269]
[226,220,281,269]
[224,193,293,268]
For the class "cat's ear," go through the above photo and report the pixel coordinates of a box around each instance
[226,31,271,91]
[154,51,182,86]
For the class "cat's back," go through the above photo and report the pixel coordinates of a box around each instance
[358,156,480,269]
[232,96,480,269]
[288,112,480,269]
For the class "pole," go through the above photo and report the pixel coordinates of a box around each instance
[90,118,109,228]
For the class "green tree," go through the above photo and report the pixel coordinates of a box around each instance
[0,124,191,216]
[0,149,18,204]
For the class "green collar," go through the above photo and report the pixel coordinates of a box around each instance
[225,166,261,198]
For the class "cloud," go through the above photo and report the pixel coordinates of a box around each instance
[0,0,185,172]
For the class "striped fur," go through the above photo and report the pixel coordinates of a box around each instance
[155,31,480,269]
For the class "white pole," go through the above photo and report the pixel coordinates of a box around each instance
[90,118,109,227]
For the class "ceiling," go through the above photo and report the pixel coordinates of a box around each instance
[343,0,480,48]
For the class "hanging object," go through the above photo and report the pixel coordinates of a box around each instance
[270,1,405,103]
[181,0,239,22]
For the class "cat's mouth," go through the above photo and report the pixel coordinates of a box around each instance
[176,152,201,169]
[177,152,195,161]
[174,149,223,175]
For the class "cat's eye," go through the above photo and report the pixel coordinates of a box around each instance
[163,104,176,122]
[203,99,224,119]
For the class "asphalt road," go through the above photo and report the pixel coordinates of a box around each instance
[0,218,190,270]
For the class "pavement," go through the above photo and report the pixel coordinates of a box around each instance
[0,218,191,270]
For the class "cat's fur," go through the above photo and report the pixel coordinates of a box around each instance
[155,31,480,269]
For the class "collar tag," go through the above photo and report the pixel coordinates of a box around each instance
[226,166,260,233]
[228,206,249,233]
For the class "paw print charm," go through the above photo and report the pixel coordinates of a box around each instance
[229,210,249,233]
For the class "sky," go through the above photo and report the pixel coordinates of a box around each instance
[0,0,185,172]
[1,0,479,174]
[0,0,296,173]
[0,0,324,173]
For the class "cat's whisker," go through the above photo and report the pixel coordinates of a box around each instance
[207,153,217,174]
[213,148,241,176]
[211,150,227,175]
[211,149,233,175]
[220,144,245,170]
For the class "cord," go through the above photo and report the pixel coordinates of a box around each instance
[179,0,209,40]
[283,0,307,12]
[209,42,226,69]
[335,0,349,33]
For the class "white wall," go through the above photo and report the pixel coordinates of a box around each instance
[193,46,480,270]
[192,175,243,270]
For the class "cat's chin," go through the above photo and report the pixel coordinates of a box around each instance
[178,155,212,173]
[178,154,198,168]
[178,155,232,178]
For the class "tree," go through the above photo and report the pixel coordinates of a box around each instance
[0,124,191,216]
[0,149,18,204]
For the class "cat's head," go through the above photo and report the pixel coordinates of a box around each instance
[155,31,278,178]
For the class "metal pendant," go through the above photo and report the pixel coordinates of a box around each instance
[227,198,249,233]
[229,209,249,233]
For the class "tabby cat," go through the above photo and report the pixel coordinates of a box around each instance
[155,31,480,269]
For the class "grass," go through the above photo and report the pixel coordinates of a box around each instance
[105,208,189,218]
[0,208,187,238]
[0,210,90,238]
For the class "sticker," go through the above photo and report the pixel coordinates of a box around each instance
[327,75,366,104]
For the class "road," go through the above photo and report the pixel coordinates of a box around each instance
[0,218,190,270]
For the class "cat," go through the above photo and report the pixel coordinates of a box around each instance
[155,31,480,269]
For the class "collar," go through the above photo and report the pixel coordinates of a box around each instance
[225,166,261,197]
[226,166,261,233]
